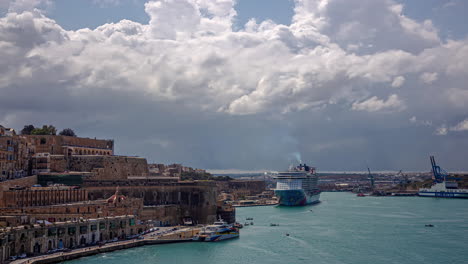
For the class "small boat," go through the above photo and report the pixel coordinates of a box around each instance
[233,222,243,228]
[250,222,254,225]
[425,224,434,227]
[285,233,290,236]
[246,217,254,220]
[357,193,365,197]
[270,223,279,226]
[244,222,250,226]
[193,219,239,242]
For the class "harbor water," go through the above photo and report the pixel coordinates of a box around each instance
[64,192,468,264]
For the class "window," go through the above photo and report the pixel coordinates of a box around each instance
[40,138,46,145]
[68,227,76,235]
[79,226,87,234]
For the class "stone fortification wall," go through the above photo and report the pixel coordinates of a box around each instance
[141,205,180,226]
[64,156,149,180]
[0,176,38,207]
[0,175,37,191]
[1,188,88,208]
[25,135,113,155]
[0,198,143,224]
[216,180,266,199]
[84,182,217,224]
[49,155,67,172]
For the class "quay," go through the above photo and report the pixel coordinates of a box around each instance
[233,203,278,207]
[10,227,200,264]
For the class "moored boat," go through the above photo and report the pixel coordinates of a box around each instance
[418,156,468,199]
[193,219,239,242]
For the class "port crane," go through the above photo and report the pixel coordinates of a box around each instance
[430,156,447,182]
[367,167,374,190]
[430,156,458,183]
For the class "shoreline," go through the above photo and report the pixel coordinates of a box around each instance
[233,203,278,207]
[10,228,199,264]
[11,239,192,264]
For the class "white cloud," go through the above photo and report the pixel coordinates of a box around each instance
[446,88,468,108]
[391,76,405,87]
[450,119,468,132]
[0,0,466,122]
[435,125,448,136]
[420,72,438,84]
[1,0,468,170]
[352,94,405,112]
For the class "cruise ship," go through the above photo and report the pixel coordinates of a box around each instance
[274,163,321,206]
[418,156,468,198]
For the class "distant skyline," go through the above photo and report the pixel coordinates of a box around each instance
[1,0,468,171]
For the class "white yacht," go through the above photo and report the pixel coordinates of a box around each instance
[193,219,239,242]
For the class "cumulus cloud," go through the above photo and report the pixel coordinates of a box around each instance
[450,119,468,132]
[435,125,448,136]
[391,76,405,87]
[352,94,405,112]
[433,119,468,136]
[420,72,438,84]
[0,0,465,116]
[1,0,468,170]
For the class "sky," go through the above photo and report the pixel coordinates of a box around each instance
[0,0,467,172]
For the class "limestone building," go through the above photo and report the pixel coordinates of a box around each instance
[0,128,32,181]
[0,215,145,262]
[25,135,113,156]
[0,187,143,227]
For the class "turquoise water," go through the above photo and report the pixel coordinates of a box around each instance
[65,193,468,264]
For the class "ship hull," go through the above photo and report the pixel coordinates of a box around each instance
[418,191,468,198]
[194,233,239,242]
[274,190,320,206]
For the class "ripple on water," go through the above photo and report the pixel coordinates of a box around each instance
[64,193,468,264]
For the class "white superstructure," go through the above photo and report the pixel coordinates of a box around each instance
[192,219,239,242]
[274,164,321,206]
[419,181,468,198]
[418,156,468,199]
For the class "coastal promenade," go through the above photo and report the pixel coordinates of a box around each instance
[10,227,200,264]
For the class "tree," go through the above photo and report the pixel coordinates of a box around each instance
[59,128,77,137]
[20,125,35,135]
[31,125,57,135]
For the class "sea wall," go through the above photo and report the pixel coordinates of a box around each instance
[0,176,38,207]
[15,239,191,264]
[85,182,218,224]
